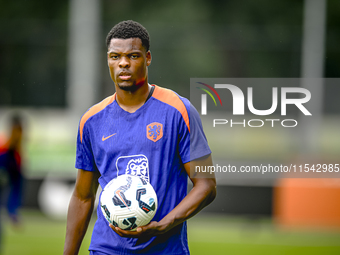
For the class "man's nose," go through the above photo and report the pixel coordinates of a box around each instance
[119,56,130,68]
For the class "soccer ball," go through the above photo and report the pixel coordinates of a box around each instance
[100,174,158,231]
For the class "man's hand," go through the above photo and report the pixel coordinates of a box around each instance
[109,221,168,238]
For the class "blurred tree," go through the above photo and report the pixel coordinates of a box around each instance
[0,0,339,112]
[0,0,68,107]
[101,0,305,99]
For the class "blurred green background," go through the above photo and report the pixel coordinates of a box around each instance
[1,0,340,177]
[1,0,340,176]
[3,210,340,255]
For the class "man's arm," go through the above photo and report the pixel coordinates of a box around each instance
[111,154,216,237]
[63,169,100,255]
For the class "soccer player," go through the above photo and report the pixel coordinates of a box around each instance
[63,20,216,255]
[0,114,24,225]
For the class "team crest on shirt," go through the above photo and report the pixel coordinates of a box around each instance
[147,122,163,142]
[116,154,149,182]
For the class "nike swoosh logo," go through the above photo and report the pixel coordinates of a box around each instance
[115,190,130,209]
[102,133,116,141]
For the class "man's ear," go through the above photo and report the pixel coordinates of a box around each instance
[146,51,152,66]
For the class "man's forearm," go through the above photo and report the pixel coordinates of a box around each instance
[63,192,95,255]
[155,155,217,234]
[157,178,216,232]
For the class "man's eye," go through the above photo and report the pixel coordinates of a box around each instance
[110,55,118,59]
[131,55,138,59]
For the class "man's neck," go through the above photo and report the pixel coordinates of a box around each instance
[115,83,151,113]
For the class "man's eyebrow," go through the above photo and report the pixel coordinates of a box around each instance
[108,50,143,54]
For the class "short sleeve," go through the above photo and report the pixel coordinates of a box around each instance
[75,123,96,171]
[178,101,211,164]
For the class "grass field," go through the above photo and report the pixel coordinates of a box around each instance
[1,210,340,255]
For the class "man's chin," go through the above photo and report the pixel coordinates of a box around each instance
[118,83,138,92]
[117,82,138,92]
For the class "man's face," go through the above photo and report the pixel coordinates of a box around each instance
[107,38,151,92]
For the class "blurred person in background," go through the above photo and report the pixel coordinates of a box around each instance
[0,113,24,225]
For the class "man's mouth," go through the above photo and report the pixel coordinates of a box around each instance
[119,75,131,80]
[119,72,132,80]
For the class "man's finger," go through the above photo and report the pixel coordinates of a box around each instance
[114,227,142,238]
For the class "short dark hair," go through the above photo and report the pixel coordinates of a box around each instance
[106,20,150,51]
